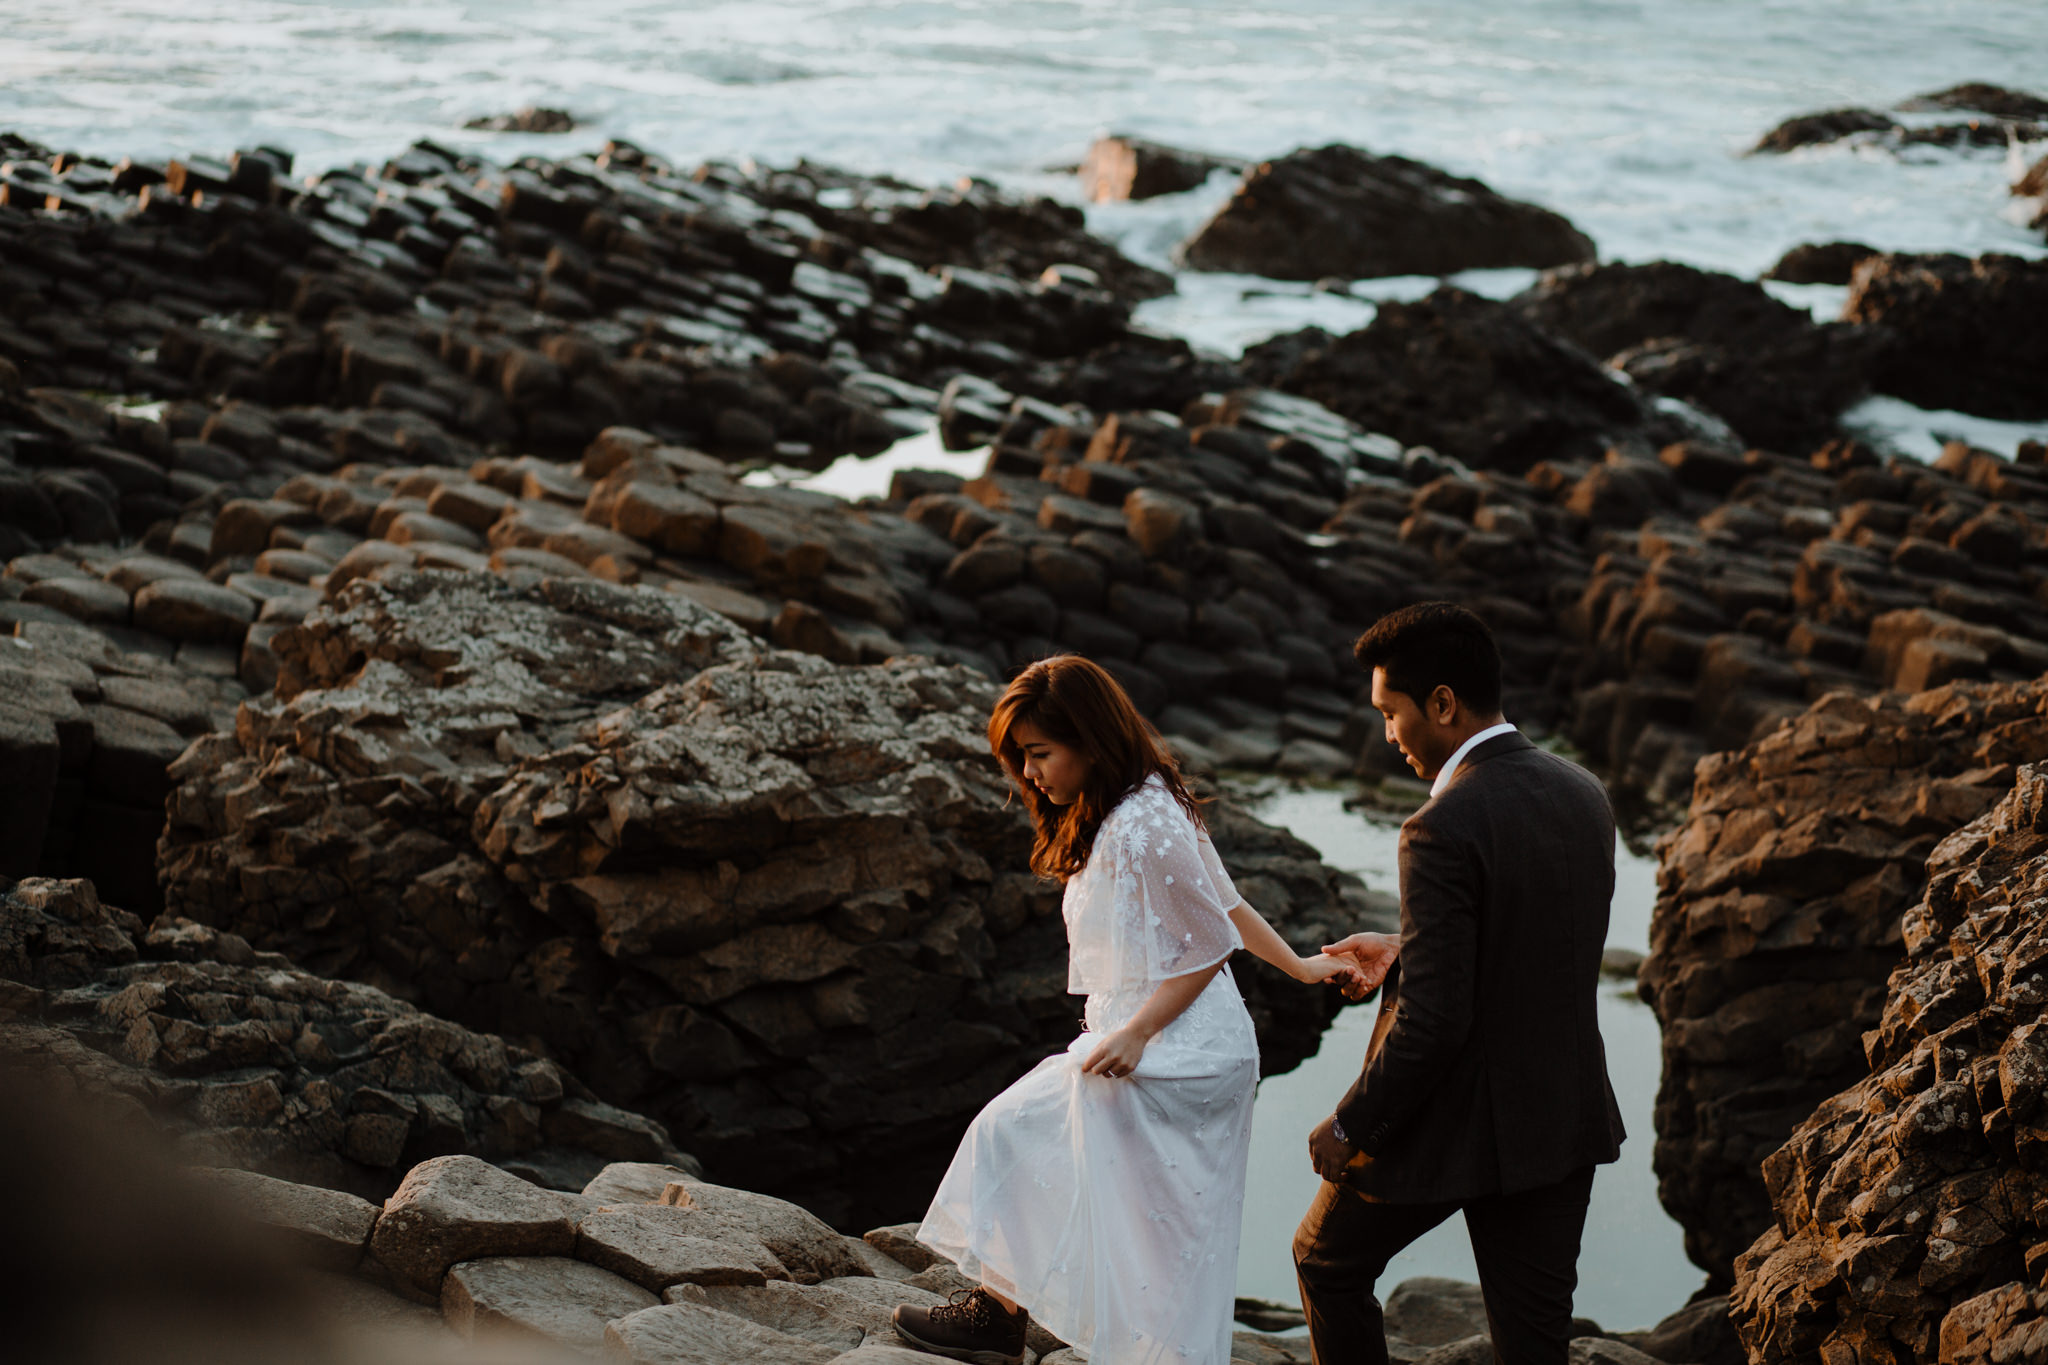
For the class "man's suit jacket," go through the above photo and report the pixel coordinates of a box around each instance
[1334,731,1626,1204]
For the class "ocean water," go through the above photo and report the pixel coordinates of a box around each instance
[7,1,2046,451]
[14,0,2045,456]
[1236,788,1689,1331]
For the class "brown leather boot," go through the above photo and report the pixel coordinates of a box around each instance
[891,1288,1030,1365]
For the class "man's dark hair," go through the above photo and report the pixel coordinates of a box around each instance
[1353,602,1503,714]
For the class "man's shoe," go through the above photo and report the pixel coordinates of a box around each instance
[891,1288,1029,1365]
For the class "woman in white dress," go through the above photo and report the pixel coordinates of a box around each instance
[897,655,1358,1365]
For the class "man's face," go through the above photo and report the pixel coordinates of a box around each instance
[1369,668,1458,780]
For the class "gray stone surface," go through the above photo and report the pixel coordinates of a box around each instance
[606,1302,839,1365]
[576,1204,775,1291]
[1385,1277,1492,1348]
[441,1254,656,1349]
[194,1166,379,1270]
[370,1155,584,1297]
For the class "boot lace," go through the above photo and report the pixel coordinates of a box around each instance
[932,1288,1009,1334]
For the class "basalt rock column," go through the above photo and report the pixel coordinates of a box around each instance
[1640,678,2048,1280]
[1733,757,2048,1364]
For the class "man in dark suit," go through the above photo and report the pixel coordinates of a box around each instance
[1296,601,1625,1365]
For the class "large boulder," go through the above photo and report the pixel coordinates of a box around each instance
[369,1155,584,1297]
[1751,84,2047,154]
[0,877,692,1199]
[1642,679,2048,1281]
[160,570,1375,1227]
[1242,289,1657,471]
[1845,252,2048,420]
[1511,261,1874,452]
[1732,761,2048,1364]
[1179,144,1595,281]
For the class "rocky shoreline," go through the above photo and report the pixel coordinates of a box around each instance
[0,93,2045,1358]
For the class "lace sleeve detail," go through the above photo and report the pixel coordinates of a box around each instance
[1110,781,1244,985]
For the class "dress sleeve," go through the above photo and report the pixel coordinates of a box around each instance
[1118,799,1245,983]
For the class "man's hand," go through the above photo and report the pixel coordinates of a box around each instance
[1323,931,1401,1001]
[1308,1114,1355,1180]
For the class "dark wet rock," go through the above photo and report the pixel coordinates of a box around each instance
[1762,241,1879,286]
[1180,144,1595,281]
[1243,289,1656,471]
[1078,135,1245,202]
[1897,82,2048,119]
[0,876,694,1200]
[746,160,1173,303]
[1752,108,1901,153]
[1614,1292,1744,1365]
[463,107,577,134]
[1732,759,2048,1364]
[1752,90,2046,154]
[1643,679,2048,1282]
[2016,153,2048,200]
[1511,261,1873,452]
[1845,252,2048,421]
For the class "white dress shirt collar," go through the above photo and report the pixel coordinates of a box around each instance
[1430,721,1519,797]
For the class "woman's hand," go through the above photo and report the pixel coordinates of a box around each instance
[1080,1026,1149,1080]
[1323,931,1402,1000]
[1295,952,1363,987]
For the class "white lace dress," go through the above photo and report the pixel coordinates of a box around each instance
[918,775,1259,1365]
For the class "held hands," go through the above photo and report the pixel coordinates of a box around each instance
[1296,952,1369,991]
[1321,931,1402,1001]
[1081,1025,1148,1081]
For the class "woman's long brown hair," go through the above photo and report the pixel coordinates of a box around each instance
[989,655,1205,881]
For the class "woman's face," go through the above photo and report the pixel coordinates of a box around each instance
[1013,720,1092,806]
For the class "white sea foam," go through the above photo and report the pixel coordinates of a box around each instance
[1844,395,2048,464]
[5,1,2042,413]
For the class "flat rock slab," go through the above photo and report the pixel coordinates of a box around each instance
[1410,1338,1495,1365]
[301,1269,453,1340]
[1568,1341,1665,1365]
[826,1347,944,1365]
[682,1283,868,1351]
[577,1204,772,1292]
[23,576,130,625]
[102,554,206,595]
[583,1160,705,1205]
[777,1278,941,1339]
[661,1179,867,1283]
[1231,1332,1312,1365]
[442,1255,656,1350]
[370,1155,583,1298]
[196,1166,379,1270]
[606,1301,838,1365]
[131,577,256,644]
[1386,1278,1492,1348]
[838,1236,919,1282]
